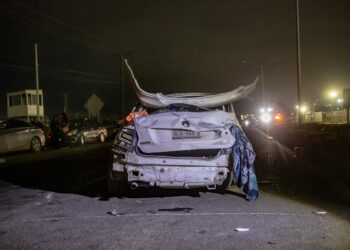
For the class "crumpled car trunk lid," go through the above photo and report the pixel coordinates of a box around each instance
[134,110,236,154]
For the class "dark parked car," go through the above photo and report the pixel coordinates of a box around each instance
[0,119,45,154]
[67,119,107,146]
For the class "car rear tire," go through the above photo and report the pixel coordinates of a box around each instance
[216,170,233,194]
[107,156,128,197]
[99,133,106,143]
[31,137,42,153]
[107,167,128,197]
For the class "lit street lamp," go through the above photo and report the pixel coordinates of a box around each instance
[329,90,338,99]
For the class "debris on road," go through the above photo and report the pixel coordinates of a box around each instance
[235,228,250,232]
[267,241,278,245]
[108,209,118,216]
[158,207,193,213]
[313,211,327,215]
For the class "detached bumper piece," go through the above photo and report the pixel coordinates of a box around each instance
[230,125,259,201]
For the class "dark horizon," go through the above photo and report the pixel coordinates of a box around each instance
[1,0,350,119]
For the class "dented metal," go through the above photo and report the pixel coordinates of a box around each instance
[126,165,228,188]
[124,59,257,109]
[109,61,256,191]
[111,110,235,189]
[134,110,237,154]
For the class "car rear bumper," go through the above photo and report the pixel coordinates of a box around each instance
[111,149,231,189]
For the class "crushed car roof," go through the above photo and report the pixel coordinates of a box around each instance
[125,59,258,109]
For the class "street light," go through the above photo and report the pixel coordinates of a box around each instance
[241,57,283,107]
[296,0,302,127]
[300,105,308,113]
[328,90,338,99]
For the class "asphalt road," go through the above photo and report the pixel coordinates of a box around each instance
[0,129,349,249]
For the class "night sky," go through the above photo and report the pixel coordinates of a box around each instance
[1,0,349,119]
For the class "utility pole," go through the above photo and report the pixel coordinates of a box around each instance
[63,93,69,113]
[241,57,282,108]
[260,65,265,107]
[296,0,302,126]
[34,42,40,120]
[115,51,131,117]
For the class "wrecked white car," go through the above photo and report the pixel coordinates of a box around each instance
[107,60,258,197]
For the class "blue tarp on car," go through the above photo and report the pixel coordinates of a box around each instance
[230,125,259,201]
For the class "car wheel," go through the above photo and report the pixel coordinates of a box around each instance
[216,170,233,194]
[31,137,42,153]
[99,133,106,143]
[78,135,85,146]
[107,157,127,197]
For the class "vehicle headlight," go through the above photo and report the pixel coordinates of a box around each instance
[67,129,78,137]
[260,113,272,123]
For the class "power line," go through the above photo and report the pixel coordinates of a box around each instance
[11,0,129,51]
[0,7,117,54]
[0,3,170,92]
[0,63,118,84]
[0,55,116,80]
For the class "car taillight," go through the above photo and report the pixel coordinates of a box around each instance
[274,113,284,124]
[113,127,135,151]
[125,111,148,124]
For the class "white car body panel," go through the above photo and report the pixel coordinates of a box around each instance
[134,110,236,153]
[112,147,230,188]
[111,110,236,188]
[124,59,257,109]
[126,165,228,188]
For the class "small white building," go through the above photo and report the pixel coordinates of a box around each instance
[6,89,44,121]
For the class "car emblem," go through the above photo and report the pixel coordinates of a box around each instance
[182,120,190,127]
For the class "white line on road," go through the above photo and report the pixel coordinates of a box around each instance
[1,212,317,224]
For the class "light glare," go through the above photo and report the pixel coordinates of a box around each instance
[329,91,337,98]
[260,113,272,123]
[300,106,307,113]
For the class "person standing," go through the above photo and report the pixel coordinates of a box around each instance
[59,112,69,147]
[50,114,60,148]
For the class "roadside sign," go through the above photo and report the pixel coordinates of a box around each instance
[84,94,104,119]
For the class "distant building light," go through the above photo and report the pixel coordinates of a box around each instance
[300,106,308,113]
